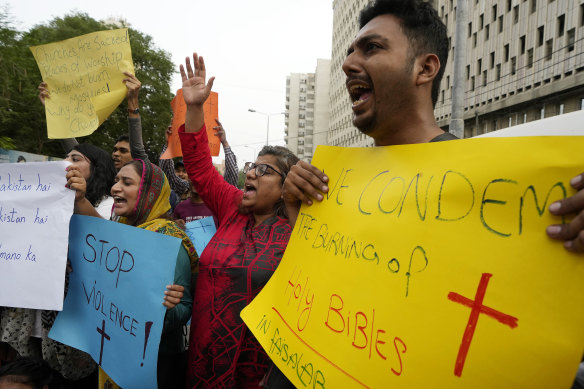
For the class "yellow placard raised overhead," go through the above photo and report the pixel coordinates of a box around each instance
[30,29,135,139]
[241,136,584,389]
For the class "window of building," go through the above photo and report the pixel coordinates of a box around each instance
[520,35,526,54]
[499,15,504,33]
[496,64,501,81]
[493,4,498,21]
[485,24,490,40]
[511,57,517,75]
[581,4,584,27]
[483,70,488,86]
[473,32,477,47]
[471,76,475,91]
[581,98,584,110]
[559,104,565,115]
[504,44,510,61]
[441,90,445,104]
[490,52,495,68]
[531,0,537,13]
[447,75,450,89]
[509,117,513,127]
[466,64,470,80]
[527,48,534,67]
[468,22,472,37]
[507,0,512,12]
[545,39,553,60]
[567,28,576,52]
[445,13,448,26]
[540,106,545,119]
[538,26,544,46]
[477,58,482,74]
[523,112,528,123]
[558,14,565,37]
[480,14,484,29]
[513,5,519,23]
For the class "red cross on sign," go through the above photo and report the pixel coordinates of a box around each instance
[448,273,519,377]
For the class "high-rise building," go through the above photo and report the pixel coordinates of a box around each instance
[285,59,331,162]
[435,0,584,136]
[328,0,584,145]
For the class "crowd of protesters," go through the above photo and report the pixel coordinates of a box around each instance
[3,0,584,388]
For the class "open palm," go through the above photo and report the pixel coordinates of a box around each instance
[180,53,215,106]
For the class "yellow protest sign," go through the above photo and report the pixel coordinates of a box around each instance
[241,136,584,388]
[30,29,135,139]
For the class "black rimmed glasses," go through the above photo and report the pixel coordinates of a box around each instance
[243,162,284,179]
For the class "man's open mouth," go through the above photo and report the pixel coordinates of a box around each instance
[347,81,373,108]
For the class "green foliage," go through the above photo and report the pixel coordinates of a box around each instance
[237,169,246,189]
[0,136,15,149]
[0,12,174,160]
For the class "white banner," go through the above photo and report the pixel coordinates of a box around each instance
[0,161,74,310]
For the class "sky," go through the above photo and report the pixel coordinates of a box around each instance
[1,0,334,166]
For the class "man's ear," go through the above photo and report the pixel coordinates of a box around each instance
[415,53,440,87]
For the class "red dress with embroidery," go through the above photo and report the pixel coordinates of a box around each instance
[179,126,291,388]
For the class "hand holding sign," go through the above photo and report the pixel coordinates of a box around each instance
[49,215,182,389]
[30,29,135,139]
[242,136,584,388]
[546,171,584,252]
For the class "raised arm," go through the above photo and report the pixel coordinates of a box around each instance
[178,53,241,222]
[124,72,149,161]
[159,125,189,194]
[213,119,238,187]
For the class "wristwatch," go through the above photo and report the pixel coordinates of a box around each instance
[128,107,139,114]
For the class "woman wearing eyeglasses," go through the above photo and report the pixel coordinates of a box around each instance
[177,53,299,388]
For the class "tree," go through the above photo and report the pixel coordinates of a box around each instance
[237,169,246,189]
[0,8,31,152]
[1,12,174,161]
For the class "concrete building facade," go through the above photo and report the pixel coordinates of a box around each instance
[435,0,584,136]
[285,59,331,162]
[329,0,374,148]
[328,0,584,145]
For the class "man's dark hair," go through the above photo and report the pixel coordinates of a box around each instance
[0,358,54,389]
[72,143,116,206]
[174,160,185,170]
[115,134,130,143]
[359,0,448,107]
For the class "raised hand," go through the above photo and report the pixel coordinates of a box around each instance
[38,82,49,106]
[179,53,215,107]
[165,124,172,143]
[213,118,228,145]
[123,72,141,112]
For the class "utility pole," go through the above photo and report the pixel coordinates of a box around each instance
[450,0,468,138]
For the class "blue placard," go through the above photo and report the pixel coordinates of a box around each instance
[185,217,217,256]
[49,215,181,389]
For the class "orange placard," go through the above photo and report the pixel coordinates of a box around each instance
[161,90,219,158]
